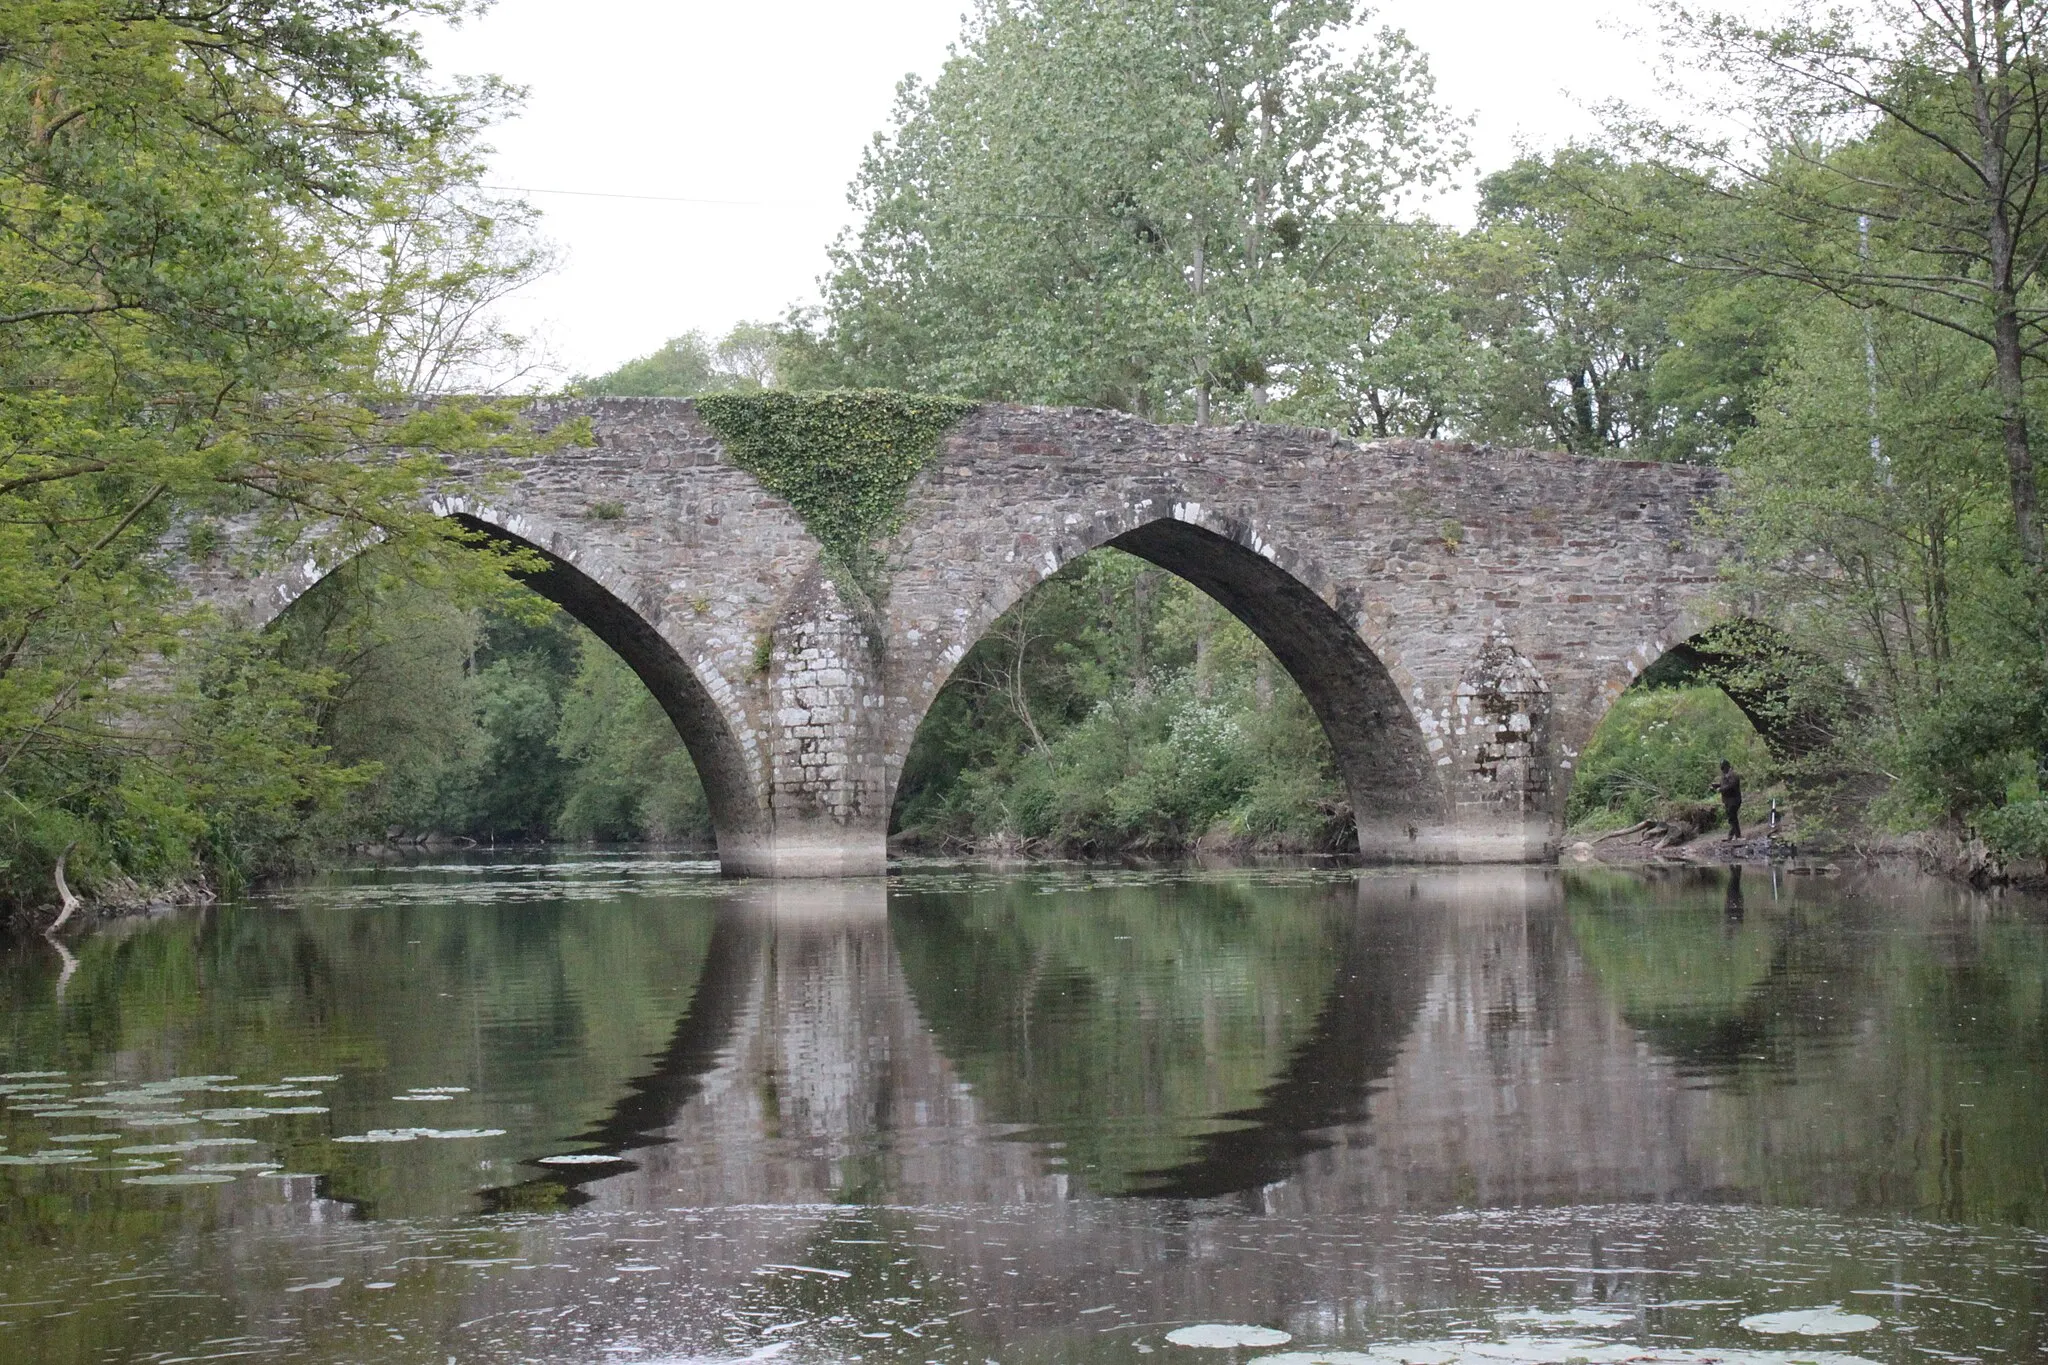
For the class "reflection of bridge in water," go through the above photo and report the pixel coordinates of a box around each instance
[515,869,1756,1218]
[146,864,1998,1361]
[382,868,1833,1354]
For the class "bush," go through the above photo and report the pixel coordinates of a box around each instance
[1975,799,2048,862]
[904,669,1347,853]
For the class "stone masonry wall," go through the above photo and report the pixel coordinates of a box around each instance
[175,398,1728,875]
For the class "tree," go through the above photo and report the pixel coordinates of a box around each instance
[1456,148,1710,456]
[1634,0,2048,582]
[0,1,552,911]
[318,114,562,395]
[270,553,485,838]
[1723,299,2029,825]
[810,0,1462,422]
[579,323,777,396]
[1267,218,1472,438]
[554,638,711,843]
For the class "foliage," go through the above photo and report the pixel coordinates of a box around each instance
[269,555,483,835]
[806,0,1462,423]
[577,322,778,397]
[1629,0,2048,585]
[1453,147,1775,460]
[894,549,1350,853]
[0,0,562,912]
[1567,684,1773,829]
[274,556,707,846]
[1719,297,2043,828]
[554,643,710,843]
[695,390,975,569]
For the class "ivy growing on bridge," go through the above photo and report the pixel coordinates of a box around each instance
[695,390,976,568]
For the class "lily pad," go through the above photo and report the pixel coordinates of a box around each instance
[537,1152,625,1166]
[1740,1308,1880,1336]
[123,1172,236,1185]
[0,1150,97,1165]
[281,1075,342,1084]
[1459,1340,1636,1362]
[1498,1309,1633,1329]
[334,1129,432,1144]
[1167,1325,1294,1349]
[190,1162,281,1173]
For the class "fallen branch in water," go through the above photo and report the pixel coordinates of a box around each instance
[45,842,80,935]
[44,843,82,1001]
[1592,821,1653,843]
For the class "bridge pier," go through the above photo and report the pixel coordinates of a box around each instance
[716,823,889,879]
[1355,816,1557,864]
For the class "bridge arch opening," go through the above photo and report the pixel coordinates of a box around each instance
[264,514,765,862]
[888,516,1439,856]
[1566,622,1827,836]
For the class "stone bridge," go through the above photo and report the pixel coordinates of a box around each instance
[182,399,1727,876]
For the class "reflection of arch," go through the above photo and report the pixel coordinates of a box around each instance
[274,509,767,858]
[1132,892,1440,1200]
[1566,868,1867,1077]
[893,511,1442,833]
[480,904,767,1211]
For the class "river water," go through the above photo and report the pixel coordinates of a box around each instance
[0,858,2044,1364]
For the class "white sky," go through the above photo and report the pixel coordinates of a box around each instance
[420,1,1670,381]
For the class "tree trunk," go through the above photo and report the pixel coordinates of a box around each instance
[1993,299,2041,571]
[1192,240,1209,425]
[1131,571,1154,698]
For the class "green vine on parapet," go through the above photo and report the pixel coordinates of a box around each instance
[697,390,976,561]
[697,391,976,641]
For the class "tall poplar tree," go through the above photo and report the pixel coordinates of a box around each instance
[812,0,1463,423]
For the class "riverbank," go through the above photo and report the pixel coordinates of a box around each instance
[1563,820,2048,891]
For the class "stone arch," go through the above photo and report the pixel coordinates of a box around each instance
[261,506,770,867]
[886,508,1444,851]
[1578,616,1837,762]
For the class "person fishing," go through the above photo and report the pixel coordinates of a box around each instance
[1711,758,1743,840]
